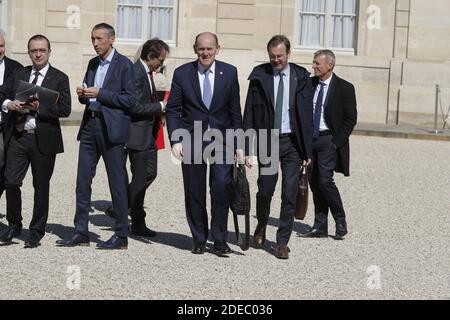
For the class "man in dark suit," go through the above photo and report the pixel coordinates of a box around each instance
[300,49,357,240]
[0,34,71,248]
[105,39,169,237]
[0,30,23,200]
[166,32,243,255]
[56,23,136,249]
[243,35,313,259]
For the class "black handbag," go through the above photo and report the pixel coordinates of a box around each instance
[230,160,250,250]
[295,164,309,220]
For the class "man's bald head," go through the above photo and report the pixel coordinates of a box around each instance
[194,32,219,48]
[0,30,6,60]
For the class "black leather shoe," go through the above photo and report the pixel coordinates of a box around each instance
[105,206,116,219]
[96,235,128,250]
[191,242,206,254]
[298,228,328,238]
[213,240,231,255]
[24,232,42,249]
[275,244,291,259]
[131,225,157,238]
[334,223,348,240]
[56,234,90,247]
[0,227,22,245]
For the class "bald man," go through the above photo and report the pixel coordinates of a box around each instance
[166,32,243,255]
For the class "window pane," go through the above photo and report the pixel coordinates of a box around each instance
[301,0,325,12]
[299,14,325,47]
[147,0,174,40]
[118,0,143,5]
[332,0,356,14]
[331,0,356,48]
[332,16,355,48]
[0,0,3,30]
[117,5,143,39]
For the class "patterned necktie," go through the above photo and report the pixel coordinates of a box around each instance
[202,69,212,109]
[274,72,284,131]
[313,82,325,139]
[16,71,40,132]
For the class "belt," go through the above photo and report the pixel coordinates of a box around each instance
[89,110,102,118]
[319,130,331,136]
[279,133,293,138]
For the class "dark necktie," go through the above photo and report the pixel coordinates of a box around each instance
[202,69,212,109]
[274,72,284,131]
[16,71,40,132]
[313,82,325,139]
[149,71,157,103]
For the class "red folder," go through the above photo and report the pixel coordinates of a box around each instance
[155,91,170,151]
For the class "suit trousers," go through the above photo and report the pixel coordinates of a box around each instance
[5,131,56,236]
[256,135,301,245]
[74,116,129,237]
[309,134,346,231]
[0,130,5,198]
[181,139,233,244]
[127,147,157,224]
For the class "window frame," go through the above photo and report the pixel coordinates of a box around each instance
[293,0,359,54]
[116,0,178,45]
[0,0,7,32]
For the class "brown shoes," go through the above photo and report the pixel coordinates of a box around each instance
[275,244,290,259]
[253,224,266,249]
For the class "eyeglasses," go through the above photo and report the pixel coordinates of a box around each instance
[29,49,49,55]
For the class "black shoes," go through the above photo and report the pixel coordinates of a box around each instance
[96,235,128,250]
[213,240,231,255]
[334,223,348,240]
[130,225,157,238]
[56,234,90,247]
[191,242,206,254]
[0,227,22,245]
[24,232,42,249]
[298,228,328,238]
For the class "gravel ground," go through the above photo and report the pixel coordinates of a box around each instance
[0,126,448,300]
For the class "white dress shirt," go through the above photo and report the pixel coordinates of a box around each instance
[197,61,216,99]
[273,64,291,134]
[313,73,333,131]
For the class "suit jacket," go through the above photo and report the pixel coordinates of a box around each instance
[312,74,357,176]
[78,50,136,144]
[166,60,242,146]
[242,63,314,161]
[1,57,23,87]
[126,61,162,151]
[0,65,71,155]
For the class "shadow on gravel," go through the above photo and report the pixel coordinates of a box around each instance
[47,224,102,245]
[90,200,113,214]
[0,213,5,220]
[149,231,193,251]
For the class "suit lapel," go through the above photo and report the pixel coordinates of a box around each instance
[189,62,205,109]
[323,73,336,113]
[138,61,151,96]
[102,50,118,88]
[210,62,224,111]
[289,66,297,109]
[42,65,53,87]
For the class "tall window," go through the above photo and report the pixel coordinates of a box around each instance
[0,0,6,31]
[117,0,177,43]
[295,0,357,51]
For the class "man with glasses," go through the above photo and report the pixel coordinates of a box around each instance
[0,34,71,248]
[105,38,170,237]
